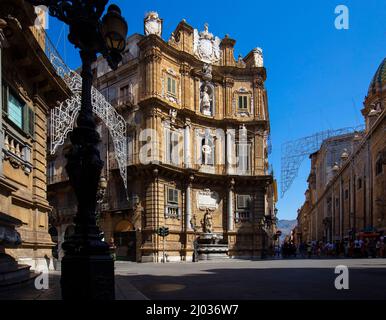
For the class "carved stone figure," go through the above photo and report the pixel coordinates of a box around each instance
[202,63,212,81]
[193,23,221,64]
[202,210,213,233]
[200,85,212,116]
[144,12,162,37]
[169,108,177,124]
[253,47,264,67]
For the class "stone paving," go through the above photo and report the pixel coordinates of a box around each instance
[1,258,386,300]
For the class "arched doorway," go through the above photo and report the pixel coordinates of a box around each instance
[114,220,136,261]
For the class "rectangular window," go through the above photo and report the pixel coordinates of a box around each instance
[237,194,251,209]
[237,143,251,173]
[120,85,129,98]
[167,187,178,205]
[236,194,251,222]
[167,77,176,96]
[238,95,249,110]
[8,92,24,129]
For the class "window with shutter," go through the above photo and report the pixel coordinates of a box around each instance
[237,195,251,209]
[167,187,178,204]
[8,92,24,129]
[237,143,251,174]
[236,194,251,222]
[167,77,176,96]
[237,95,249,111]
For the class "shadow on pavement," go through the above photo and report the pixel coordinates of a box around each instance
[116,267,386,300]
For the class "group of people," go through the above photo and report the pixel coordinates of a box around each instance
[271,235,385,259]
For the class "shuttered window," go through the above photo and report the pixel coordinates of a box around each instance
[3,85,34,137]
[237,195,251,209]
[238,95,249,111]
[237,143,251,173]
[167,187,178,204]
[167,77,176,96]
[8,92,23,129]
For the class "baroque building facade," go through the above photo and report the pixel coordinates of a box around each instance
[0,0,68,283]
[297,58,386,243]
[48,12,277,262]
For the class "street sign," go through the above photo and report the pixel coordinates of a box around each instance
[157,226,169,263]
[158,226,169,237]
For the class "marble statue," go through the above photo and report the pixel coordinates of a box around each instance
[202,210,213,233]
[200,85,212,115]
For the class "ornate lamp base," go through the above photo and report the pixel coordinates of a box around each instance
[61,253,115,300]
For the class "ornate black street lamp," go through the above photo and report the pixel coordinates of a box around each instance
[26,0,127,299]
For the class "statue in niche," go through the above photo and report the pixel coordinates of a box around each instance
[201,209,213,233]
[200,84,213,116]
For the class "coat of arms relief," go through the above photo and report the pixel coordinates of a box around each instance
[193,23,221,64]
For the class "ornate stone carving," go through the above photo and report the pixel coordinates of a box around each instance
[197,189,219,210]
[144,12,162,37]
[201,210,213,233]
[237,54,246,68]
[200,84,213,116]
[252,47,264,67]
[202,63,212,81]
[169,108,177,124]
[253,75,264,89]
[193,23,221,64]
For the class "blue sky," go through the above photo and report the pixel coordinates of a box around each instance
[47,0,386,220]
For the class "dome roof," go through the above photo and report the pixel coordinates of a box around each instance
[368,58,386,96]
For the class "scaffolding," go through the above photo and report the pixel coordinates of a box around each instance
[280,125,365,197]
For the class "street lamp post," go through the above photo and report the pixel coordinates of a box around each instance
[26,0,127,300]
[190,215,199,262]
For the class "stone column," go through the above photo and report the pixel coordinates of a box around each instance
[224,78,234,117]
[226,128,234,174]
[185,175,194,231]
[184,119,191,168]
[228,179,235,231]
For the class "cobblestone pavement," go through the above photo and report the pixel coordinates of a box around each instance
[1,259,386,300]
